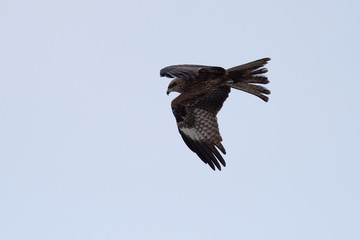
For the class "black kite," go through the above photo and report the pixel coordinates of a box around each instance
[160,58,271,170]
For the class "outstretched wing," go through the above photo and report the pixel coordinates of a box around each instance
[160,64,226,81]
[172,87,230,170]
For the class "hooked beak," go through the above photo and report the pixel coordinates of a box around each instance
[166,90,170,95]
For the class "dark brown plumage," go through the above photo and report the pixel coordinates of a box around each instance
[161,58,271,170]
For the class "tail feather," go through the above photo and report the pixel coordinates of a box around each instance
[241,76,269,84]
[249,68,268,76]
[227,58,270,73]
[231,83,270,102]
[226,58,271,102]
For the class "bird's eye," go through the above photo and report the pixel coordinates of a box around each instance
[169,82,177,88]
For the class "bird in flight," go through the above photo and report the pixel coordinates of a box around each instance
[160,58,271,171]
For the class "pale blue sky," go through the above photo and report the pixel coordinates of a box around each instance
[1,0,359,239]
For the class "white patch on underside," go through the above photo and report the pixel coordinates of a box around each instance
[180,127,206,141]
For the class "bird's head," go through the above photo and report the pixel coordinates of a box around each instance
[166,78,185,95]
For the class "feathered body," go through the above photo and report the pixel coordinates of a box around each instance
[160,58,271,170]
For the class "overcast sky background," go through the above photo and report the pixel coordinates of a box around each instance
[1,0,359,239]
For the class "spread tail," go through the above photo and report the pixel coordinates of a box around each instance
[226,58,271,102]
